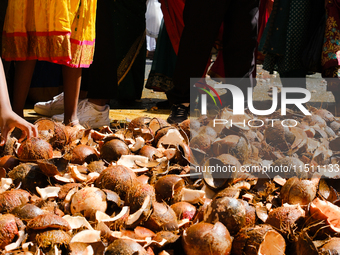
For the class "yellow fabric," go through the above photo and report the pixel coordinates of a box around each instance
[2,0,97,67]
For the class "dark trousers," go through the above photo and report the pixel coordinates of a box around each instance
[81,0,118,100]
[167,0,260,104]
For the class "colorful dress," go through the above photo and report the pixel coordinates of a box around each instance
[259,0,312,77]
[2,0,97,68]
[145,0,186,93]
[321,0,340,92]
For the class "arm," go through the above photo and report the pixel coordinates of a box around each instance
[0,58,38,145]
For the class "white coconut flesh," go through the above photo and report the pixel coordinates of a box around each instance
[54,174,75,183]
[181,188,205,204]
[5,230,27,252]
[0,178,12,193]
[70,230,101,243]
[96,206,129,222]
[70,242,94,255]
[63,215,93,230]
[157,129,186,148]
[128,137,145,152]
[117,155,149,172]
[127,195,151,225]
[65,187,78,202]
[258,230,286,255]
[36,186,61,200]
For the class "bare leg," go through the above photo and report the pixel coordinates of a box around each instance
[12,60,37,117]
[62,66,82,125]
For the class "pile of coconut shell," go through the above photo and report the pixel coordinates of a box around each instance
[0,106,340,255]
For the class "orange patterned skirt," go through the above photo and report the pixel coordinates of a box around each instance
[2,0,97,68]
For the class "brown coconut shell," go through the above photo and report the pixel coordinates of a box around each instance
[144,201,179,232]
[105,238,148,255]
[154,175,185,204]
[231,224,286,255]
[0,214,20,249]
[319,238,340,254]
[281,177,317,205]
[35,229,71,249]
[264,122,292,151]
[68,144,99,164]
[182,222,232,255]
[95,165,138,200]
[11,203,45,220]
[27,213,71,231]
[17,137,53,161]
[0,155,20,172]
[138,145,163,160]
[190,134,212,153]
[211,135,249,163]
[100,138,130,162]
[170,202,197,221]
[271,157,308,179]
[309,198,340,234]
[204,196,246,235]
[0,189,31,213]
[265,204,305,236]
[70,187,107,219]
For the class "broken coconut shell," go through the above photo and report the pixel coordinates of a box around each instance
[265,204,305,236]
[144,201,179,232]
[0,214,21,250]
[70,187,107,219]
[204,196,247,235]
[170,202,197,221]
[231,224,286,255]
[154,175,185,204]
[0,155,20,171]
[100,138,130,162]
[309,198,340,233]
[27,213,71,231]
[68,144,99,164]
[211,135,249,163]
[95,165,138,200]
[0,189,31,213]
[105,238,148,255]
[319,237,340,254]
[35,229,71,249]
[182,222,232,255]
[36,157,69,177]
[280,177,317,205]
[11,203,44,220]
[17,137,53,161]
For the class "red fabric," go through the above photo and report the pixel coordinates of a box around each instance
[258,0,274,43]
[160,0,185,54]
[161,0,211,77]
[257,0,274,63]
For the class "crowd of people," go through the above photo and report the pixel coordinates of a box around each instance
[1,0,340,143]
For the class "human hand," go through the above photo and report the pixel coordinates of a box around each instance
[0,111,38,146]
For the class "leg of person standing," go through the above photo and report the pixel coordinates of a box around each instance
[79,0,116,128]
[167,0,259,123]
[223,0,259,96]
